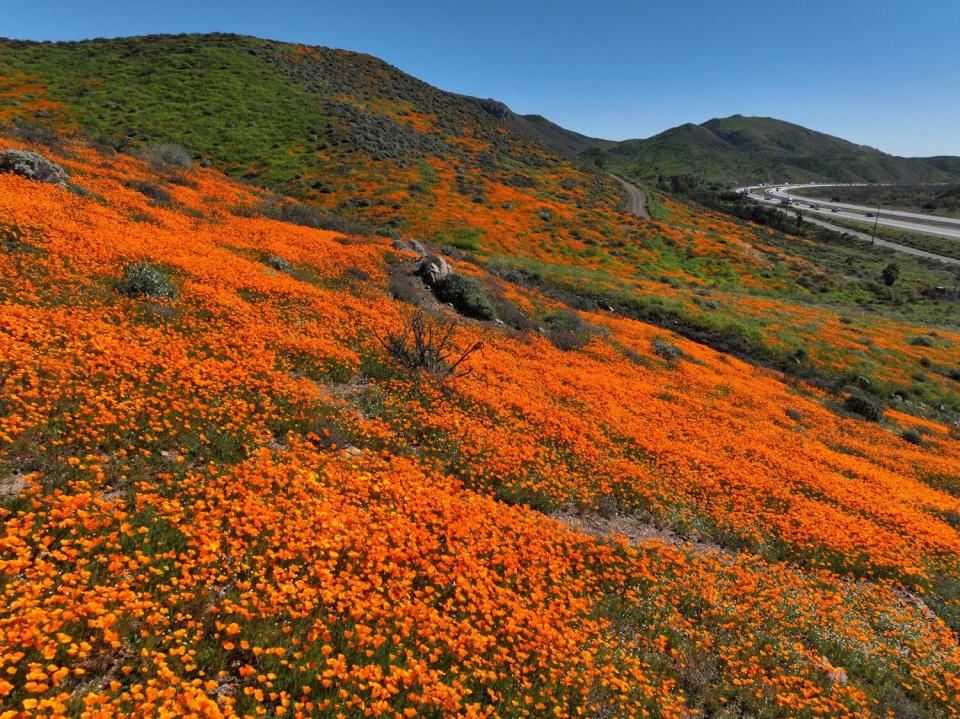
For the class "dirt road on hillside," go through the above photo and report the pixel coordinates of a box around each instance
[611,174,649,218]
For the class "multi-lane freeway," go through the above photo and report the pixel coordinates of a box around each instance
[738,183,960,241]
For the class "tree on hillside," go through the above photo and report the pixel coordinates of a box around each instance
[880,262,901,287]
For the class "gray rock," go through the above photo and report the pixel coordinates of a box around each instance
[0,149,69,186]
[408,239,428,257]
[415,255,451,286]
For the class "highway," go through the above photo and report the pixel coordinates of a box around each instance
[737,183,960,241]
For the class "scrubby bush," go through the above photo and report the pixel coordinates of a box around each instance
[126,180,172,206]
[489,295,535,333]
[10,120,61,147]
[147,143,192,170]
[880,262,901,287]
[266,256,291,271]
[388,269,424,305]
[116,261,176,299]
[167,174,197,188]
[652,337,684,362]
[375,311,482,379]
[843,394,881,422]
[901,429,923,446]
[255,200,370,236]
[376,227,400,240]
[542,311,591,351]
[910,336,934,347]
[345,267,371,282]
[432,273,496,320]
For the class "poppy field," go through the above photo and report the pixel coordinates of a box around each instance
[1,127,960,719]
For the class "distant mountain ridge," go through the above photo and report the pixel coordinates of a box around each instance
[597,115,960,186]
[455,106,960,187]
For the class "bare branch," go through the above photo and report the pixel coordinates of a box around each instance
[376,311,483,380]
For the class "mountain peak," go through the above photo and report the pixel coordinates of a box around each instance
[606,114,954,184]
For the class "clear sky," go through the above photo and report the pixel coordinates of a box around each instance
[3,1,959,156]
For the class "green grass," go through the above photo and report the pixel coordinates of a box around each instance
[0,35,329,191]
[433,226,484,251]
[644,189,671,222]
[818,214,960,262]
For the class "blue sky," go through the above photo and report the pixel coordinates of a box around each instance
[3,0,959,156]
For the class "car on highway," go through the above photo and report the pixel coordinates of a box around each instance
[865,212,875,217]
[831,208,841,213]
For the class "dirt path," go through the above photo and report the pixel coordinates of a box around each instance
[610,174,649,218]
[551,510,727,557]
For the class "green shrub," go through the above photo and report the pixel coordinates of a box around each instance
[432,273,496,320]
[880,262,901,287]
[843,395,881,422]
[901,429,923,446]
[116,261,176,299]
[652,337,684,362]
[542,310,591,351]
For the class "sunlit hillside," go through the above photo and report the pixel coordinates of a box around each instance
[1,33,960,719]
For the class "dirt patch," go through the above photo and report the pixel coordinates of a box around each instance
[321,375,369,403]
[552,509,727,556]
[0,471,28,501]
[894,589,941,625]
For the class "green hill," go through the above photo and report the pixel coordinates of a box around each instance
[0,33,610,219]
[603,115,960,186]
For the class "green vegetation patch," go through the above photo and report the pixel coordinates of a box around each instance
[0,35,330,190]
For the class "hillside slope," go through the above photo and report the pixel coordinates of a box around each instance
[2,33,960,718]
[605,115,960,185]
[0,32,622,245]
[508,112,616,155]
[2,126,960,719]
